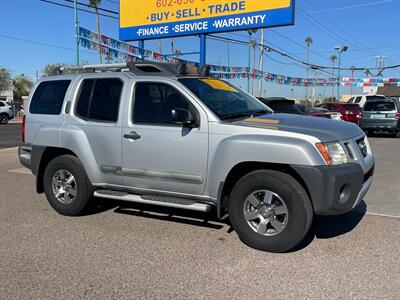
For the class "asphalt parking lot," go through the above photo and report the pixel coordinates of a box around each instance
[0,123,21,149]
[1,128,399,299]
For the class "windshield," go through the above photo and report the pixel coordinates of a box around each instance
[179,78,272,120]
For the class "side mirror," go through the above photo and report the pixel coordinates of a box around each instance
[171,108,198,127]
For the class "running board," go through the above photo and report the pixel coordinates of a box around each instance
[93,190,212,212]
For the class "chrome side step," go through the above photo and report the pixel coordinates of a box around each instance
[93,190,212,212]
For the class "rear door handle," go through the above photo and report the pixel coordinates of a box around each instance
[124,131,141,140]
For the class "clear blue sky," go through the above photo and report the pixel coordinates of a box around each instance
[0,0,399,98]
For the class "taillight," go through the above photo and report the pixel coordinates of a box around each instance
[395,113,400,120]
[22,115,26,143]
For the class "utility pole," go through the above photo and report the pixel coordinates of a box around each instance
[258,28,265,98]
[350,66,356,97]
[375,55,387,77]
[74,0,80,66]
[311,68,318,106]
[247,29,257,93]
[158,39,162,54]
[335,46,348,102]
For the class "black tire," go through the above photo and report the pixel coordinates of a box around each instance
[0,113,9,124]
[229,170,313,253]
[396,131,400,138]
[43,155,94,216]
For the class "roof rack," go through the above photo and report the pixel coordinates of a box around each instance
[56,61,211,77]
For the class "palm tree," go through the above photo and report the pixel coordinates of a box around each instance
[89,0,103,64]
[305,37,313,101]
[330,55,337,98]
[174,49,182,58]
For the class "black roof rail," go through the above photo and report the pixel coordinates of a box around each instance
[57,61,211,77]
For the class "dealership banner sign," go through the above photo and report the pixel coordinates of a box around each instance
[342,77,400,87]
[79,27,337,87]
[120,0,295,41]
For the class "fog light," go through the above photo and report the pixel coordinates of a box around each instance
[338,184,351,204]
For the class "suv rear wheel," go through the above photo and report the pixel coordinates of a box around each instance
[0,113,9,124]
[43,155,93,216]
[229,170,313,252]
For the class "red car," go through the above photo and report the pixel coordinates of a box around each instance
[318,103,363,124]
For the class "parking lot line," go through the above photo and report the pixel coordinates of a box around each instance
[7,168,32,175]
[0,147,18,152]
[366,212,400,219]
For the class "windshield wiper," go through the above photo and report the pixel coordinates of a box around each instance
[221,112,252,120]
[250,110,273,117]
[221,110,272,120]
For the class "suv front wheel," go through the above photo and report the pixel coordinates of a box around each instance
[229,170,313,252]
[43,155,93,216]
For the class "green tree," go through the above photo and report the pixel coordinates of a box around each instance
[89,0,103,64]
[0,67,12,90]
[12,75,33,107]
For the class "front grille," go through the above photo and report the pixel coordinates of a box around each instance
[343,143,354,159]
[357,138,368,157]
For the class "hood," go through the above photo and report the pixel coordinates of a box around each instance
[231,113,363,142]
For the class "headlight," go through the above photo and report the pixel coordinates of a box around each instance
[316,142,349,166]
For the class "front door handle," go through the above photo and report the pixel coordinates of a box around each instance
[124,131,141,140]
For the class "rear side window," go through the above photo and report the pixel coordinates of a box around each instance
[29,80,71,115]
[76,78,123,122]
[366,96,386,102]
[364,101,396,112]
[354,97,362,104]
[0,102,4,107]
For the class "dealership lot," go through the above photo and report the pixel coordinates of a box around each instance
[0,128,399,298]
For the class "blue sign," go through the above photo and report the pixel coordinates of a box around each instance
[120,0,295,41]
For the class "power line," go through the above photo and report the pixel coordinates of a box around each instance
[303,0,381,59]
[209,34,400,72]
[39,0,118,19]
[305,0,393,14]
[0,32,93,54]
[63,0,119,15]
[268,28,331,62]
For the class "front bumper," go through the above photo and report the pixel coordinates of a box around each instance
[360,119,400,131]
[18,144,32,170]
[292,163,374,215]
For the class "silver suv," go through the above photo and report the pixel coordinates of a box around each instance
[19,62,375,252]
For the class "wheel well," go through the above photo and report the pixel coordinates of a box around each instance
[36,147,77,193]
[219,162,312,211]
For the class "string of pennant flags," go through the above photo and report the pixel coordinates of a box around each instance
[78,27,400,88]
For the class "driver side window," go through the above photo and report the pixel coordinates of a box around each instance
[133,82,196,125]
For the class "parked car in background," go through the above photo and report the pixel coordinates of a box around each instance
[257,97,302,114]
[360,98,400,137]
[0,100,14,124]
[318,103,363,124]
[297,105,333,119]
[347,94,386,108]
[258,97,331,119]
